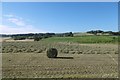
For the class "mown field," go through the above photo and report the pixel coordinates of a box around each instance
[2,36,119,54]
[1,35,119,78]
[2,53,118,78]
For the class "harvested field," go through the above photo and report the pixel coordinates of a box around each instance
[2,41,118,54]
[2,53,118,78]
[1,37,119,78]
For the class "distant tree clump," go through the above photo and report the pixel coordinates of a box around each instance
[13,36,26,40]
[34,36,42,41]
[63,32,73,37]
[87,30,103,35]
[87,30,120,36]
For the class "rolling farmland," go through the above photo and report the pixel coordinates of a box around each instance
[1,36,119,78]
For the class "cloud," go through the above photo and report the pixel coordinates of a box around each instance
[4,14,26,26]
[0,25,46,34]
[7,18,25,26]
[1,14,47,34]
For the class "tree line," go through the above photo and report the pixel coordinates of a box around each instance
[87,30,120,36]
[1,30,119,41]
[1,32,73,41]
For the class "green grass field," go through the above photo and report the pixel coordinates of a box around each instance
[42,35,118,44]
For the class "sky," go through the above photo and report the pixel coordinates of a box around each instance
[1,2,118,34]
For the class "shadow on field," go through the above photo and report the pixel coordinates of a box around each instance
[55,57,74,59]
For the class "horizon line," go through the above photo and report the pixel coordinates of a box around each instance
[0,30,119,35]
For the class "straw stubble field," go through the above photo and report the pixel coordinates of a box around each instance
[2,40,118,78]
[2,53,118,78]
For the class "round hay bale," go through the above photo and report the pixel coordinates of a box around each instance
[47,48,58,58]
